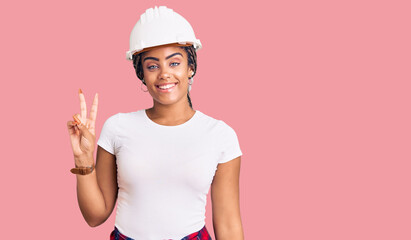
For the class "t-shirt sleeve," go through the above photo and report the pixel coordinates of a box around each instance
[217,121,243,164]
[97,114,118,155]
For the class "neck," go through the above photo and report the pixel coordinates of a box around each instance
[146,98,195,124]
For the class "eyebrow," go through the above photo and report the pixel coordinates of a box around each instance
[143,52,183,62]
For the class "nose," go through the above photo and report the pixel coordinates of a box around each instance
[159,68,171,80]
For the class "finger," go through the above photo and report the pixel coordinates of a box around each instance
[67,120,81,130]
[88,93,98,135]
[79,89,87,124]
[85,119,95,136]
[67,120,80,146]
[67,120,77,128]
[77,122,92,140]
[67,121,76,134]
[73,113,82,125]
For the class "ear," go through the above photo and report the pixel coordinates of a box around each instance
[188,65,194,78]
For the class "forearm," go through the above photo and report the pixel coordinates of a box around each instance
[76,165,107,227]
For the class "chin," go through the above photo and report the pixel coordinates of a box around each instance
[154,95,187,106]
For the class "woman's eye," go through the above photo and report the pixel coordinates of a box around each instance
[147,65,158,70]
[171,62,180,66]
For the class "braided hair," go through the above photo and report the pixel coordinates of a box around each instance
[132,46,198,108]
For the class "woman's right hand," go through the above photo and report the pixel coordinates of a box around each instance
[67,89,99,167]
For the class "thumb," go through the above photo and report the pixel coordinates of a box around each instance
[77,122,93,139]
[76,123,94,154]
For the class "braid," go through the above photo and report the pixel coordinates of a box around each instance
[187,93,192,108]
[132,45,198,108]
[181,46,197,109]
[132,52,144,81]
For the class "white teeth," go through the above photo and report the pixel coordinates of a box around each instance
[158,83,176,89]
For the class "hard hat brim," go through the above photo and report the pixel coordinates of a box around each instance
[129,42,195,59]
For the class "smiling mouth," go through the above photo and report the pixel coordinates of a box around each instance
[156,82,178,90]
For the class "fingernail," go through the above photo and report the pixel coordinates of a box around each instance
[79,88,83,94]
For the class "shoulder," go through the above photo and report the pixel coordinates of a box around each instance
[100,113,119,125]
[196,110,238,135]
[104,109,145,123]
[196,110,224,129]
[100,111,140,132]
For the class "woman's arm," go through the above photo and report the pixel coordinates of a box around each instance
[211,156,244,240]
[76,146,118,227]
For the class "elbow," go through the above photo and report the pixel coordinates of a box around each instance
[87,221,100,228]
[86,218,104,228]
[84,214,107,228]
[213,219,244,240]
[80,207,110,228]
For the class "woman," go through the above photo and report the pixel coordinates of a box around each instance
[67,6,244,240]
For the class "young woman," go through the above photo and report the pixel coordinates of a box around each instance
[67,6,244,240]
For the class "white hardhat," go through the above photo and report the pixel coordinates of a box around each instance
[126,6,202,60]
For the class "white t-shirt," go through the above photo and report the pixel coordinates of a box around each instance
[97,109,242,240]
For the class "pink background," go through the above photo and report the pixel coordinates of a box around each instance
[1,0,410,239]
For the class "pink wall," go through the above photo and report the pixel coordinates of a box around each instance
[1,0,410,239]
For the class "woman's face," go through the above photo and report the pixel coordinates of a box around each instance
[141,44,193,106]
